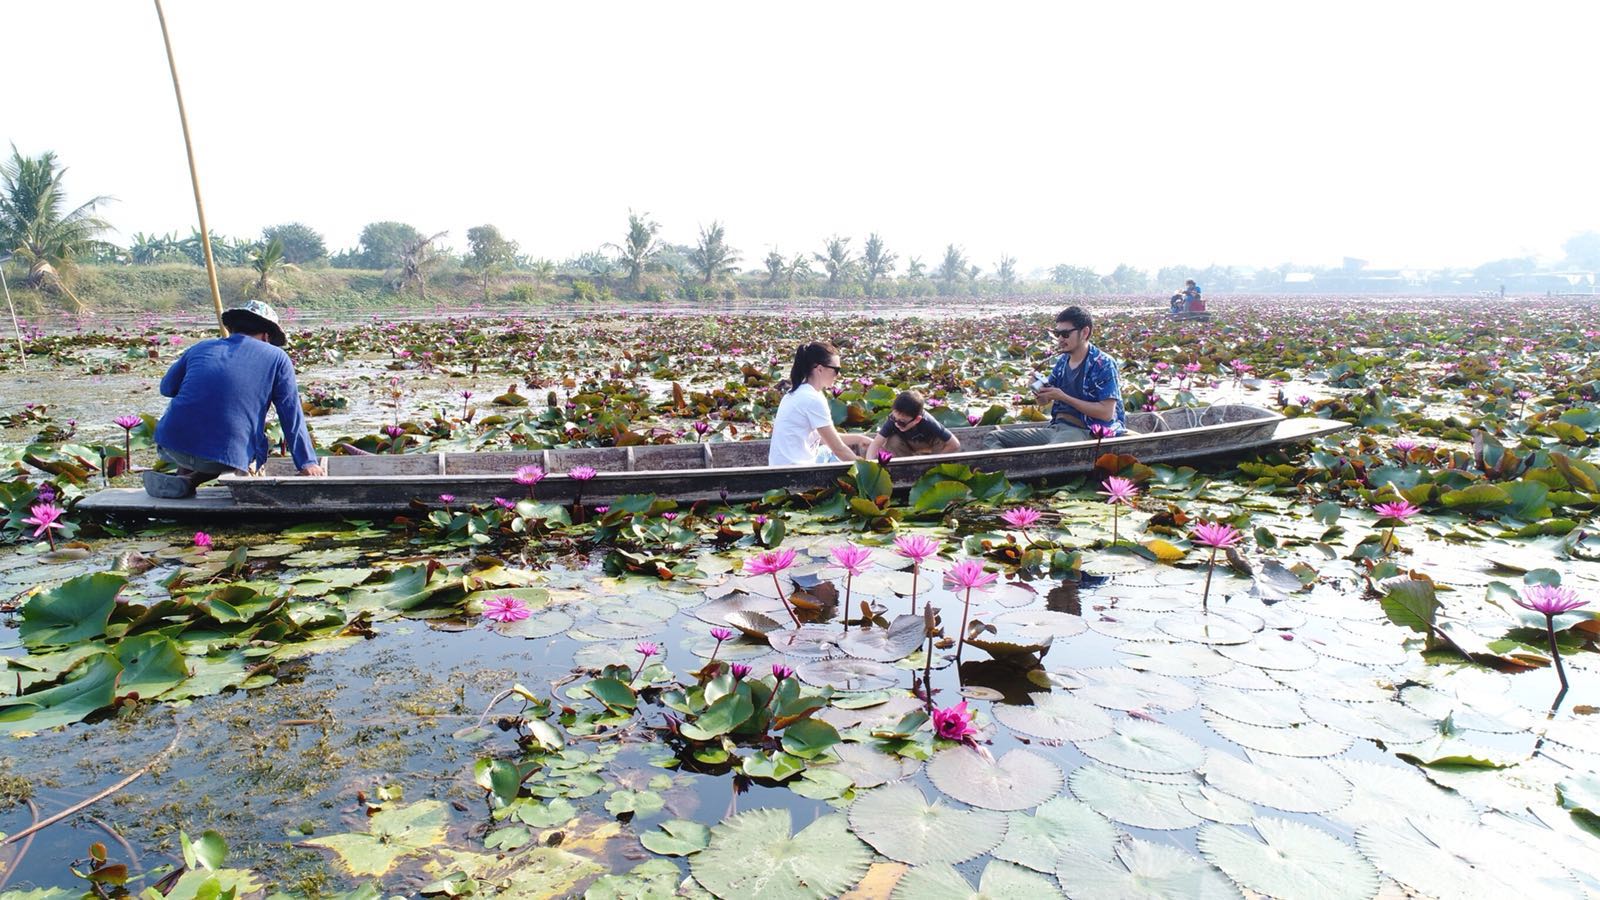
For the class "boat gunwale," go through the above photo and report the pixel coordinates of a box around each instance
[219,406,1292,486]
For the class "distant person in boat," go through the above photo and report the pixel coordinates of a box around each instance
[1169,279,1203,315]
[867,391,960,458]
[142,300,324,498]
[768,341,872,466]
[981,306,1125,449]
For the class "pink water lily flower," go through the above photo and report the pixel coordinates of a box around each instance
[23,503,66,549]
[831,543,873,577]
[747,547,800,626]
[193,531,212,549]
[1516,584,1589,698]
[1100,476,1138,505]
[1190,521,1241,613]
[1000,507,1042,529]
[513,465,546,486]
[569,466,597,481]
[113,415,141,430]
[893,534,939,563]
[931,701,978,743]
[944,559,998,591]
[1372,500,1419,522]
[482,595,533,623]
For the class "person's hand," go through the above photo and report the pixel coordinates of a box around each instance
[1035,387,1069,406]
[299,464,326,477]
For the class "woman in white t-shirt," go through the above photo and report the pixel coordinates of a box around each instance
[768,341,871,466]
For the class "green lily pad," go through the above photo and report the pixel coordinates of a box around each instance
[1201,710,1355,757]
[1301,695,1437,743]
[1056,837,1239,899]
[1068,765,1201,830]
[993,691,1114,742]
[1074,667,1197,713]
[1198,818,1378,900]
[992,796,1118,873]
[605,789,664,816]
[0,651,121,734]
[303,799,449,876]
[890,860,1063,899]
[1198,685,1307,728]
[1075,719,1204,774]
[1117,641,1235,677]
[926,746,1062,811]
[690,809,870,899]
[796,657,900,692]
[1200,749,1351,815]
[829,741,922,788]
[1356,815,1580,897]
[113,634,188,700]
[838,614,925,662]
[19,572,125,648]
[848,782,1007,866]
[640,818,711,856]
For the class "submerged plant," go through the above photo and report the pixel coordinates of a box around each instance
[831,542,873,632]
[1515,584,1588,698]
[1372,499,1419,555]
[1100,476,1138,544]
[746,547,800,626]
[894,534,939,615]
[1190,521,1241,612]
[946,558,997,662]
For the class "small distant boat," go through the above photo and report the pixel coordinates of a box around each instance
[78,405,1350,521]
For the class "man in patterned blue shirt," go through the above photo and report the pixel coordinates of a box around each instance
[982,306,1125,449]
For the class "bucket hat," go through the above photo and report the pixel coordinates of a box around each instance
[220,300,287,346]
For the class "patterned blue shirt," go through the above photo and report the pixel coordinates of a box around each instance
[1049,343,1126,434]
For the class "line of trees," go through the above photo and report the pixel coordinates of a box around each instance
[7,146,1600,308]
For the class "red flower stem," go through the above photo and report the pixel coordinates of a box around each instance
[955,587,973,664]
[772,573,798,626]
[910,565,919,616]
[1201,546,1218,612]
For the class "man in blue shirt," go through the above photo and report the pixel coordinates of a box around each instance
[142,300,324,498]
[982,306,1125,449]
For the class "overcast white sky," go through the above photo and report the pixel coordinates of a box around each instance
[7,1,1598,274]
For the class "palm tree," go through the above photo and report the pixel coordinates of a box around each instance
[0,146,112,309]
[246,237,298,301]
[814,236,856,296]
[607,211,659,295]
[905,256,927,281]
[995,255,1017,293]
[937,245,967,295]
[687,221,741,285]
[764,249,785,288]
[862,233,896,297]
[786,253,815,292]
[529,258,555,287]
[395,231,449,301]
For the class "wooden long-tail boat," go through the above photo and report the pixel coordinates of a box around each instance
[77,405,1350,521]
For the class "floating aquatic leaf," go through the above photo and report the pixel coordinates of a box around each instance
[1179,785,1256,825]
[1200,749,1351,814]
[726,610,785,639]
[1117,642,1235,677]
[1057,836,1238,899]
[1198,685,1308,728]
[992,796,1119,873]
[1300,695,1437,743]
[1069,765,1201,830]
[796,657,900,692]
[1356,815,1580,898]
[0,652,121,733]
[1198,818,1379,900]
[829,741,922,788]
[1073,667,1197,713]
[926,746,1062,811]
[1201,710,1354,757]
[847,782,1007,866]
[1075,719,1204,774]
[890,859,1063,900]
[303,799,449,876]
[690,809,870,899]
[1155,612,1258,645]
[639,818,711,856]
[837,615,926,662]
[993,691,1115,742]
[1325,758,1476,829]
[1215,635,1318,670]
[1396,683,1534,734]
[992,608,1087,640]
[113,634,188,700]
[19,572,125,648]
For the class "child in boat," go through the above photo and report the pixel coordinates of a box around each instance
[768,341,872,466]
[867,391,960,458]
[143,301,324,498]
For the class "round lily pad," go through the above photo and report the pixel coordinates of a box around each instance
[1356,815,1581,898]
[829,741,922,788]
[1117,641,1235,677]
[1201,710,1354,757]
[891,860,1063,900]
[926,746,1062,811]
[1056,837,1238,899]
[1325,758,1477,829]
[797,657,901,692]
[1075,719,1204,774]
[1397,683,1534,734]
[847,782,1007,866]
[1308,631,1409,666]
[1084,612,1166,642]
[1073,667,1197,713]
[639,819,711,856]
[1270,661,1394,703]
[992,609,1087,640]
[992,796,1119,873]
[1198,685,1308,728]
[1301,695,1437,743]
[685,633,773,663]
[837,615,925,662]
[993,691,1115,742]
[1206,664,1282,691]
[491,609,574,639]
[567,620,658,641]
[767,626,844,659]
[1215,635,1318,671]
[690,809,871,900]
[1179,785,1256,825]
[1068,765,1201,830]
[726,610,786,638]
[1199,818,1379,900]
[1155,612,1256,645]
[1200,749,1351,814]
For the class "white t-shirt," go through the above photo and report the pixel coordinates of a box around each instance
[769,383,836,465]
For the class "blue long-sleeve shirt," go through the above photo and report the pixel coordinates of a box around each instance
[154,334,318,472]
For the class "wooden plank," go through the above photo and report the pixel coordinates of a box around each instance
[703,443,714,468]
[625,446,636,472]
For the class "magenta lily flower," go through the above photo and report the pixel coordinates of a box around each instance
[114,415,141,470]
[193,531,212,549]
[22,502,66,550]
[707,626,735,668]
[1516,584,1589,698]
[1000,506,1042,544]
[1373,499,1420,554]
[771,663,795,682]
[1190,521,1242,613]
[482,595,532,624]
[746,547,800,626]
[894,534,940,615]
[946,559,998,662]
[831,542,873,632]
[1101,476,1139,543]
[931,701,978,744]
[514,464,545,499]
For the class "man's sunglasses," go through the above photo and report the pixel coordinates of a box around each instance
[1052,327,1083,339]
[891,413,921,429]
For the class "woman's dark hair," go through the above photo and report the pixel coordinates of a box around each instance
[789,341,839,393]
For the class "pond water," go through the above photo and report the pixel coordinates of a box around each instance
[3,297,1600,898]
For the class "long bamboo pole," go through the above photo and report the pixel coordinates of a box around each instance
[153,0,226,336]
[0,259,25,369]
